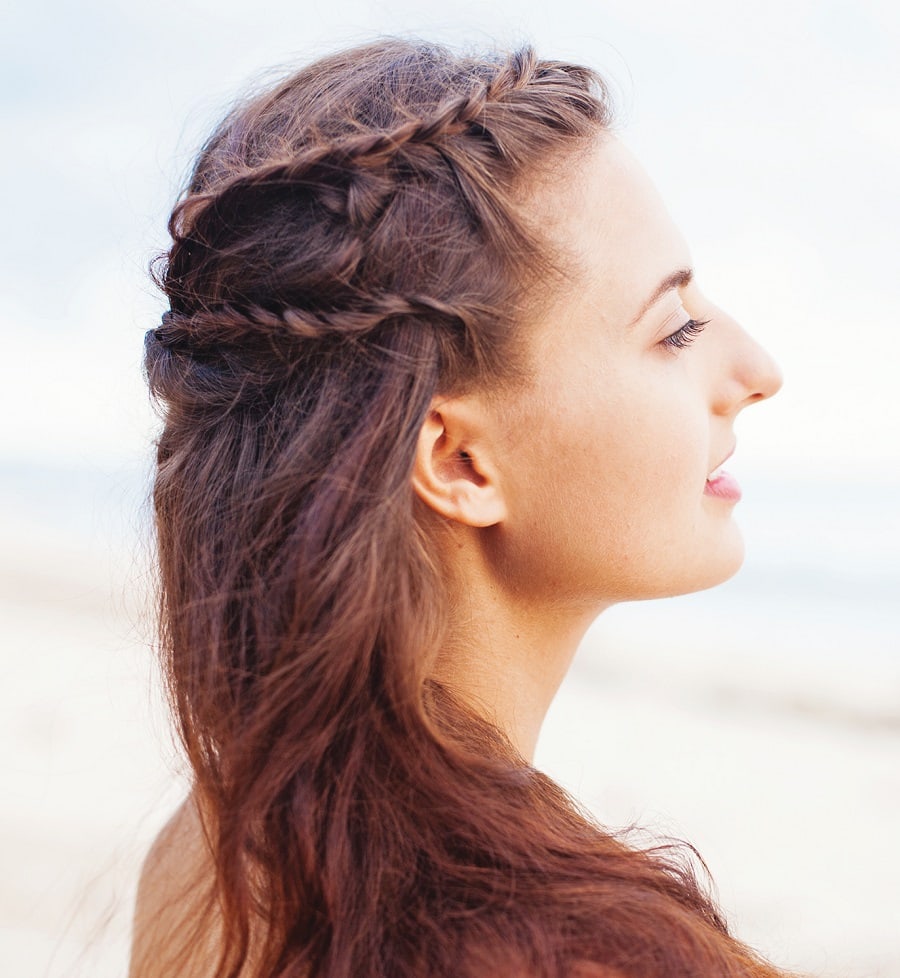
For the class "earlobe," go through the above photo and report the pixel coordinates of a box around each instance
[411,404,507,528]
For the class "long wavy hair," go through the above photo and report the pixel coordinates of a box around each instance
[142,39,791,978]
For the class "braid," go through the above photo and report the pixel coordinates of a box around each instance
[168,88,490,240]
[168,48,586,245]
[150,294,484,353]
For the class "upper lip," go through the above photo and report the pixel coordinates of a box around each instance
[708,445,735,476]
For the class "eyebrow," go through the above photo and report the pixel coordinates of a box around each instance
[628,267,694,327]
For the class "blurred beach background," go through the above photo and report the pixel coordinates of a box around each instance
[2,0,898,975]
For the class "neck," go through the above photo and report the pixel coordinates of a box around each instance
[432,549,605,761]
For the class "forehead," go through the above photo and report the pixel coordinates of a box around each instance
[527,135,691,333]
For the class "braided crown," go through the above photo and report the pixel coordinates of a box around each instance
[148,44,607,387]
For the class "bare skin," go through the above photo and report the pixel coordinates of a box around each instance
[130,797,219,978]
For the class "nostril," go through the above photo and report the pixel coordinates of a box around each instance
[743,343,783,402]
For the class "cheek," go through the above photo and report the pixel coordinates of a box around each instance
[497,377,718,602]
[555,378,702,519]
[562,413,701,565]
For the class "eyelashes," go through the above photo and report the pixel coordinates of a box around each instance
[660,317,710,351]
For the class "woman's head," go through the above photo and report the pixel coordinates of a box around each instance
[142,38,786,978]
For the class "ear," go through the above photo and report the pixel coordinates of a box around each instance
[411,399,508,528]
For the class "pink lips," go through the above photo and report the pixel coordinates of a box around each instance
[704,469,742,501]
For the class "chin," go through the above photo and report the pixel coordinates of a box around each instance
[629,526,747,603]
[677,527,746,596]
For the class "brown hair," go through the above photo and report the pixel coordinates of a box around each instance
[143,39,791,978]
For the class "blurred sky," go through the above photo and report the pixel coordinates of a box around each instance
[2,0,899,482]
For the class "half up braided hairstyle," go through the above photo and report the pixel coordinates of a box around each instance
[143,40,793,978]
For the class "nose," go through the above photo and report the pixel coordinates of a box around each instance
[712,321,784,416]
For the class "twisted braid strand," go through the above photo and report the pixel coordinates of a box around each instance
[151,294,487,353]
[169,49,555,238]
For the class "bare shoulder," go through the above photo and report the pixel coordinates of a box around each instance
[129,793,221,978]
[129,799,625,978]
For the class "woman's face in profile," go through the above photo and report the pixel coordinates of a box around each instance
[483,136,783,608]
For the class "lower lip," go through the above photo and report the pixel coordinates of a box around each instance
[704,469,742,502]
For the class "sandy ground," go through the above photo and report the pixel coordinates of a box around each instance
[3,480,898,978]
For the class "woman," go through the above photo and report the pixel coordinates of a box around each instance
[131,39,786,978]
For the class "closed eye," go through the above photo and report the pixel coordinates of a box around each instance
[660,318,709,351]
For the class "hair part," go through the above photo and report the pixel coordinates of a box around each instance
[142,38,791,978]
